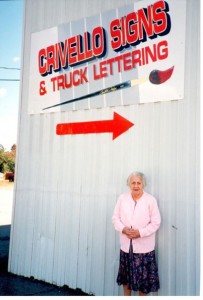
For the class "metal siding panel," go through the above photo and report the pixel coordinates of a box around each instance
[8,0,200,296]
[70,18,88,111]
[118,3,140,106]
[58,23,74,112]
[87,13,106,109]
[101,8,122,107]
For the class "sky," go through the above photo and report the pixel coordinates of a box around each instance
[0,0,23,151]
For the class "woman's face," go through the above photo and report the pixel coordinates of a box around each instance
[129,176,144,195]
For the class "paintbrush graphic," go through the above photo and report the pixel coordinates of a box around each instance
[43,66,174,110]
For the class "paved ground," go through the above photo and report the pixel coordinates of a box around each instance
[0,180,13,226]
[0,181,89,296]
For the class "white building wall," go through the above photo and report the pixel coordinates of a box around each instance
[8,0,200,296]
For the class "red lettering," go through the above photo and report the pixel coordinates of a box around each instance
[80,67,88,83]
[92,26,105,57]
[84,32,93,59]
[51,67,89,91]
[153,1,168,34]
[65,73,72,88]
[113,55,123,72]
[93,64,102,80]
[99,61,108,78]
[56,41,68,69]
[110,0,171,51]
[106,57,114,75]
[46,45,55,74]
[126,12,138,45]
[110,19,122,51]
[157,40,168,59]
[68,36,77,65]
[51,77,57,91]
[72,70,80,86]
[121,17,126,47]
[77,35,85,62]
[38,48,47,75]
[137,7,153,40]
[123,52,133,71]
[38,26,106,76]
[145,44,157,64]
[90,41,168,82]
[58,75,65,89]
[131,49,142,68]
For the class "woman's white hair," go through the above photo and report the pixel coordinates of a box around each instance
[126,172,147,187]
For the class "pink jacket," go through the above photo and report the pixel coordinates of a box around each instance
[112,192,161,253]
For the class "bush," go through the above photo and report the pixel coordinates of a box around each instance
[0,144,16,174]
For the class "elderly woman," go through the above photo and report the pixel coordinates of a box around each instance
[112,172,161,296]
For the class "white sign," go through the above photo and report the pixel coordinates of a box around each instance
[28,0,186,114]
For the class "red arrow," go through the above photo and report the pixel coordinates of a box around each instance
[56,112,134,140]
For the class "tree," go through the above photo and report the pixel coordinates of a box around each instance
[11,144,16,152]
[0,148,6,173]
[0,145,16,174]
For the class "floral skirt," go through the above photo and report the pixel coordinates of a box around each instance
[117,249,160,294]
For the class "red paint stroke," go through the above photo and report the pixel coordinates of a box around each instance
[56,112,134,140]
[149,66,174,85]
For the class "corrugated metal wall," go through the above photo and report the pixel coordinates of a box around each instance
[8,0,200,296]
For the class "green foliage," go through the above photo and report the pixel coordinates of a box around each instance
[0,144,16,174]
[0,148,6,173]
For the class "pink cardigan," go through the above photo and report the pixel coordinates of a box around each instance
[112,192,161,253]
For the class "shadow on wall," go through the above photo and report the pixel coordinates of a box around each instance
[0,225,90,296]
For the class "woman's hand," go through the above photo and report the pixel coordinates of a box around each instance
[122,227,132,236]
[122,227,140,239]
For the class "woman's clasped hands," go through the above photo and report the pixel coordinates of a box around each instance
[122,227,140,239]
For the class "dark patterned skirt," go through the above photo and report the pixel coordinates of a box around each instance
[117,249,160,294]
